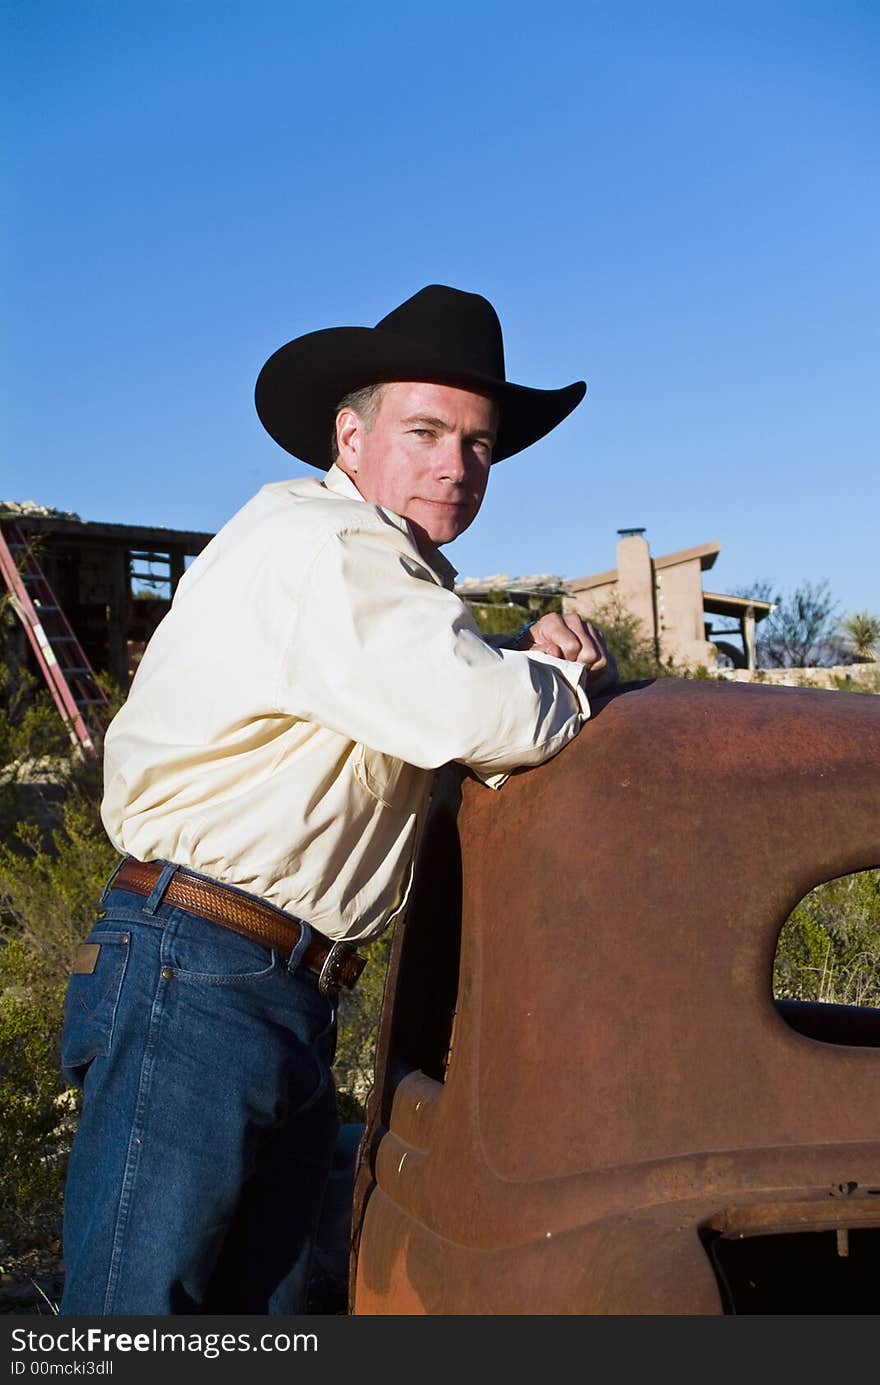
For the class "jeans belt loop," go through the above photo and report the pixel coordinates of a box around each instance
[286,920,313,975]
[142,862,179,916]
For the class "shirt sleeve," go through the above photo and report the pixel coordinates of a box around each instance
[277,519,590,781]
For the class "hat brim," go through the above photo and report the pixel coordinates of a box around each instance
[255,326,586,470]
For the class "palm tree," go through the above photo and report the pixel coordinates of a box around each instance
[840,611,880,663]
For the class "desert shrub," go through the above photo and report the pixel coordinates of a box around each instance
[829,668,880,696]
[0,718,111,1261]
[0,781,118,987]
[332,928,394,1121]
[773,869,880,1006]
[839,611,880,663]
[577,592,677,682]
[0,936,75,1250]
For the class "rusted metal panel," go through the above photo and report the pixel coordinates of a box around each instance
[350,678,880,1314]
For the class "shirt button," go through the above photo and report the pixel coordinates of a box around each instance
[161,967,174,980]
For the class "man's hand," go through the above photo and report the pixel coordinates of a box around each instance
[515,613,618,692]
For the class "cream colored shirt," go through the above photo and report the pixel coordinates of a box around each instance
[101,465,592,942]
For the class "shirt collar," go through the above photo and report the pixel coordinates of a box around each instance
[323,463,459,591]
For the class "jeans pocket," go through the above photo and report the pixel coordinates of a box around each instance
[60,930,131,1084]
[163,910,278,984]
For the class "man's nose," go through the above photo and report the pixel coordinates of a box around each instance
[437,437,468,482]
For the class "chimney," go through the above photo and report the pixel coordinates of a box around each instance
[616,528,656,649]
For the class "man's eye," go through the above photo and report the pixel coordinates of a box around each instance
[410,429,433,439]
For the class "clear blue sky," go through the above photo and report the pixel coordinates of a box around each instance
[4,0,878,617]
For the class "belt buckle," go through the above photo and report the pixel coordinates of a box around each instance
[317,940,354,996]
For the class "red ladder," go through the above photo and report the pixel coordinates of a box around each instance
[0,520,110,756]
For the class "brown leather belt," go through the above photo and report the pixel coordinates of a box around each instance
[113,858,366,995]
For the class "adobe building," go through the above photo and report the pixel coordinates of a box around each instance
[564,529,774,671]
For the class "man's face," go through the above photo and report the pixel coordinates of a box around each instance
[336,381,498,550]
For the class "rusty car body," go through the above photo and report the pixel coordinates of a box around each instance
[348,677,880,1314]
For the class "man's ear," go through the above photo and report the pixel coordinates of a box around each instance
[335,409,362,474]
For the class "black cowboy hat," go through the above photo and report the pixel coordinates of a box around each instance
[254,284,586,469]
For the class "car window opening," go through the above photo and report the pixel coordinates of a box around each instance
[772,868,880,1046]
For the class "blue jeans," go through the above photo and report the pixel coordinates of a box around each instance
[59,862,339,1316]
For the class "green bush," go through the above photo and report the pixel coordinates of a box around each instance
[568,592,680,682]
[0,937,75,1250]
[332,928,394,1121]
[0,718,111,1263]
[829,667,880,695]
[0,782,119,988]
[773,870,880,1006]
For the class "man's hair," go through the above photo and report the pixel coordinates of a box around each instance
[329,383,386,464]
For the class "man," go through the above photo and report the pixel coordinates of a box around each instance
[58,284,616,1316]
